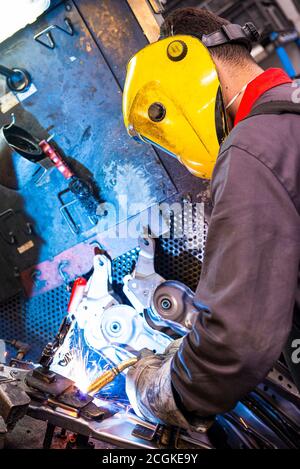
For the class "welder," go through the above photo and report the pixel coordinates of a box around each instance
[122,8,300,431]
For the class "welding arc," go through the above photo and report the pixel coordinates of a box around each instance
[87,357,138,396]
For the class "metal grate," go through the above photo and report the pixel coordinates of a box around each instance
[0,204,207,361]
[0,286,70,361]
[156,205,208,291]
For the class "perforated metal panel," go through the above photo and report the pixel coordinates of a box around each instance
[0,286,70,360]
[156,205,208,291]
[0,204,208,361]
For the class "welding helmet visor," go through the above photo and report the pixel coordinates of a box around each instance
[123,35,228,179]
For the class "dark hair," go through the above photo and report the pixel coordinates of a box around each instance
[160,7,254,65]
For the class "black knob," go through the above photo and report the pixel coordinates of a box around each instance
[243,23,260,43]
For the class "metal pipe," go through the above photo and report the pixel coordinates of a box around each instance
[0,65,15,78]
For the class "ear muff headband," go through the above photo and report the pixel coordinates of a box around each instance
[202,22,260,51]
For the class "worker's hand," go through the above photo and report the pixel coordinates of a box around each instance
[126,339,211,432]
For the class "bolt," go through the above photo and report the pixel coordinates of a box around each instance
[111,322,121,333]
[161,298,172,310]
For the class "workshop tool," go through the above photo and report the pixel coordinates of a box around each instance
[39,316,71,370]
[39,140,100,221]
[0,207,39,302]
[1,114,101,221]
[0,118,44,190]
[1,244,300,450]
[123,235,203,336]
[67,277,87,316]
[0,381,30,430]
[0,64,31,93]
[1,357,300,449]
[27,316,73,396]
[87,357,138,396]
[0,239,297,449]
[50,252,171,387]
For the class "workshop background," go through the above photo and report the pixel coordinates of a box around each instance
[1,0,300,450]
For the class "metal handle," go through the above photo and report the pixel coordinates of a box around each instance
[0,64,31,92]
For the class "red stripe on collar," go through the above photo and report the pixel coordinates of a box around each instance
[234,68,292,126]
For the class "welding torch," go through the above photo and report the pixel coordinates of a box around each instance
[87,357,138,396]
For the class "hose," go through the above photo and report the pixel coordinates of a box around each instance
[87,357,138,396]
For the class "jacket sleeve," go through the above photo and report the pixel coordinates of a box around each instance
[171,145,300,417]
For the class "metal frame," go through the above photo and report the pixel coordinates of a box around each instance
[126,0,163,43]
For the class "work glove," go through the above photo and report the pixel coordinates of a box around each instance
[126,339,212,432]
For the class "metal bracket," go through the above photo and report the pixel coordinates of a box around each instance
[34,18,74,50]
[266,362,300,404]
[147,0,165,14]
[123,235,165,313]
[126,0,163,43]
[58,189,98,236]
[58,260,71,287]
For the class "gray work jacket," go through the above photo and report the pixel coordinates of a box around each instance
[171,83,300,417]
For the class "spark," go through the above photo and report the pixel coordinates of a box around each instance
[52,318,131,404]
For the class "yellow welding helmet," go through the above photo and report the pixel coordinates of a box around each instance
[123,35,229,179]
